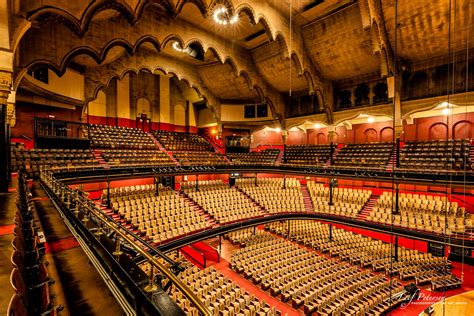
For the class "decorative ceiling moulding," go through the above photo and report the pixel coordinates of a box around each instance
[82,50,218,110]
[332,103,393,127]
[13,0,328,122]
[401,91,474,120]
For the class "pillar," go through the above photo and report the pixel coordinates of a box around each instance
[0,71,12,192]
[368,82,375,105]
[328,128,336,165]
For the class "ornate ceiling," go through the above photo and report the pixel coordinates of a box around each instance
[7,0,473,122]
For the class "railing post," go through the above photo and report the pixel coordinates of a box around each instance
[144,263,159,293]
[329,179,334,206]
[113,236,123,257]
[106,179,111,209]
[394,235,399,262]
[394,182,399,215]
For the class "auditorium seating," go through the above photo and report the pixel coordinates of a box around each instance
[107,184,211,244]
[181,180,263,224]
[283,144,331,166]
[224,228,266,246]
[141,252,280,316]
[11,145,100,178]
[333,142,393,168]
[227,149,280,166]
[87,124,156,149]
[399,139,472,171]
[236,177,305,213]
[366,192,473,234]
[265,220,460,292]
[230,231,405,315]
[100,149,175,167]
[307,181,372,218]
[7,173,62,315]
[173,151,229,166]
[153,130,213,152]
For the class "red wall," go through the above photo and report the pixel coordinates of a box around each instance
[251,130,284,148]
[403,112,474,141]
[12,103,83,140]
[287,130,307,145]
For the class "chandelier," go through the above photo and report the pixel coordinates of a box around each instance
[213,5,238,25]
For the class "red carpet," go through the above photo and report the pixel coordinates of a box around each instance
[0,224,15,236]
[210,259,303,316]
[87,190,103,200]
[45,236,80,254]
[31,197,49,201]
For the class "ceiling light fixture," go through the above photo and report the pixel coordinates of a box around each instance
[275,127,281,133]
[368,117,375,123]
[314,123,320,129]
[213,5,238,25]
[442,108,450,115]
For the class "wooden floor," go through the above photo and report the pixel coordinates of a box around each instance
[0,179,123,315]
[425,290,474,316]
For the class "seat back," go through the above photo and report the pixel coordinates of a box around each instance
[7,294,28,316]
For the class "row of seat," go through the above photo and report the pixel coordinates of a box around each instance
[11,146,99,178]
[153,130,213,152]
[265,220,461,292]
[86,124,157,149]
[173,151,229,166]
[400,139,472,171]
[333,142,393,168]
[230,231,405,315]
[100,149,175,167]
[7,173,62,315]
[366,191,473,234]
[227,149,280,166]
[108,185,211,244]
[283,144,331,166]
[236,178,306,213]
[182,180,264,224]
[141,252,281,316]
[307,181,372,218]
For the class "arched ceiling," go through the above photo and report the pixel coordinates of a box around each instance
[8,0,473,124]
[382,0,473,64]
[302,3,381,81]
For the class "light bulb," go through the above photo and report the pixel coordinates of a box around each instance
[368,117,374,123]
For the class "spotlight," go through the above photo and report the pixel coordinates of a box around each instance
[314,123,320,129]
[275,127,281,133]
[442,108,450,115]
[368,117,374,123]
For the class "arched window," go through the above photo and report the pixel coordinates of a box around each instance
[373,82,388,103]
[355,84,370,106]
[407,72,429,100]
[339,90,352,109]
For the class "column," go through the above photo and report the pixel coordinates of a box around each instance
[328,127,336,165]
[0,71,12,192]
